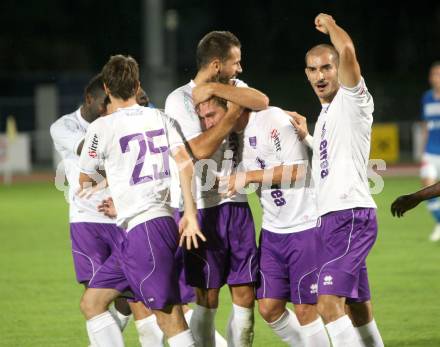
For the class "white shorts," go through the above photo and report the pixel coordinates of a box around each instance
[420,153,440,180]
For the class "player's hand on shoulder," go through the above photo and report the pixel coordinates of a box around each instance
[314,13,335,35]
[97,197,117,218]
[178,213,206,250]
[390,194,421,218]
[285,111,309,140]
[192,83,214,106]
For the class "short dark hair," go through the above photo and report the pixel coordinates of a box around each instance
[196,31,241,69]
[84,73,104,99]
[101,55,139,100]
[430,61,440,71]
[305,44,339,66]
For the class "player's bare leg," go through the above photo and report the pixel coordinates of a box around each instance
[346,301,384,347]
[228,284,255,347]
[80,288,125,347]
[154,304,195,347]
[129,301,164,347]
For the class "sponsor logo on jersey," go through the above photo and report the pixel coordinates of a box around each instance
[310,283,318,294]
[271,129,281,152]
[249,136,257,148]
[319,122,329,179]
[88,134,98,158]
[323,275,333,286]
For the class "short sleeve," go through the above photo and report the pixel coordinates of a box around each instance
[78,120,106,175]
[161,111,184,151]
[267,109,307,165]
[232,78,249,88]
[339,77,373,105]
[50,117,84,156]
[165,89,202,141]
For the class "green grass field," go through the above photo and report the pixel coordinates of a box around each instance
[1,177,440,346]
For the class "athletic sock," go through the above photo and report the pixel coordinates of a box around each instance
[109,305,131,331]
[168,329,196,347]
[185,307,227,347]
[189,304,216,346]
[354,319,384,347]
[427,198,440,222]
[86,311,125,347]
[325,315,362,347]
[265,308,305,346]
[227,303,255,347]
[301,317,330,347]
[135,315,164,347]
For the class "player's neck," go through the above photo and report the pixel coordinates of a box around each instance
[108,96,137,110]
[319,88,338,105]
[193,69,216,85]
[80,105,95,123]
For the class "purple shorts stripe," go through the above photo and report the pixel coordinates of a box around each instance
[184,202,258,289]
[316,208,377,301]
[256,227,318,304]
[70,222,125,283]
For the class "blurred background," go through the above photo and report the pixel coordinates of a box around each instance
[1,0,439,174]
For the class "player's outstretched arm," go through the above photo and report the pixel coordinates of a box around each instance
[219,164,305,197]
[391,182,440,217]
[189,102,243,160]
[315,13,361,87]
[173,145,206,250]
[193,83,269,111]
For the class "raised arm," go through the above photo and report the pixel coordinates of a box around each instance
[192,82,269,111]
[315,13,361,87]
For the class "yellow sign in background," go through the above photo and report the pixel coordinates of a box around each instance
[370,123,399,163]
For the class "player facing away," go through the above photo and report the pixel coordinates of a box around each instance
[419,62,440,241]
[78,55,204,347]
[165,31,269,347]
[199,99,330,347]
[50,74,133,345]
[289,14,385,347]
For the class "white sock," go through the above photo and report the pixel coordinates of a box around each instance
[227,303,255,347]
[189,304,216,346]
[302,317,330,347]
[185,308,228,347]
[109,305,132,332]
[168,329,196,347]
[326,315,362,347]
[135,315,164,347]
[354,319,384,347]
[266,308,305,346]
[86,311,125,347]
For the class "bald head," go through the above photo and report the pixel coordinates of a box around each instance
[305,44,339,66]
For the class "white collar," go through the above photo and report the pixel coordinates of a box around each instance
[116,103,140,111]
[189,80,196,89]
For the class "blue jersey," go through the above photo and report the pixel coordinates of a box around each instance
[422,90,440,155]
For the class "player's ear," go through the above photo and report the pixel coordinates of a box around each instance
[211,58,221,73]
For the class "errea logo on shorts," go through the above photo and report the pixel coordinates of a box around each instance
[310,283,318,294]
[323,275,333,286]
[147,297,155,303]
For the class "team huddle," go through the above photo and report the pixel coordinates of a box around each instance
[51,14,385,347]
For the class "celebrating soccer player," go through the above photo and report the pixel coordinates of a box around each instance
[289,13,384,347]
[78,54,203,347]
[165,31,268,346]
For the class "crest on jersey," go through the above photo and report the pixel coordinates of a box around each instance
[249,136,257,148]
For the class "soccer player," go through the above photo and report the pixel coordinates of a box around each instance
[50,74,132,345]
[200,98,330,346]
[78,54,203,347]
[165,31,269,346]
[288,13,384,347]
[419,62,440,241]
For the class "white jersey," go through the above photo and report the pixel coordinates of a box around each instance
[312,78,377,216]
[78,105,183,231]
[50,109,113,224]
[165,79,247,209]
[242,107,318,234]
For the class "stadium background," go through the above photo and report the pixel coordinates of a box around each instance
[1,1,440,346]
